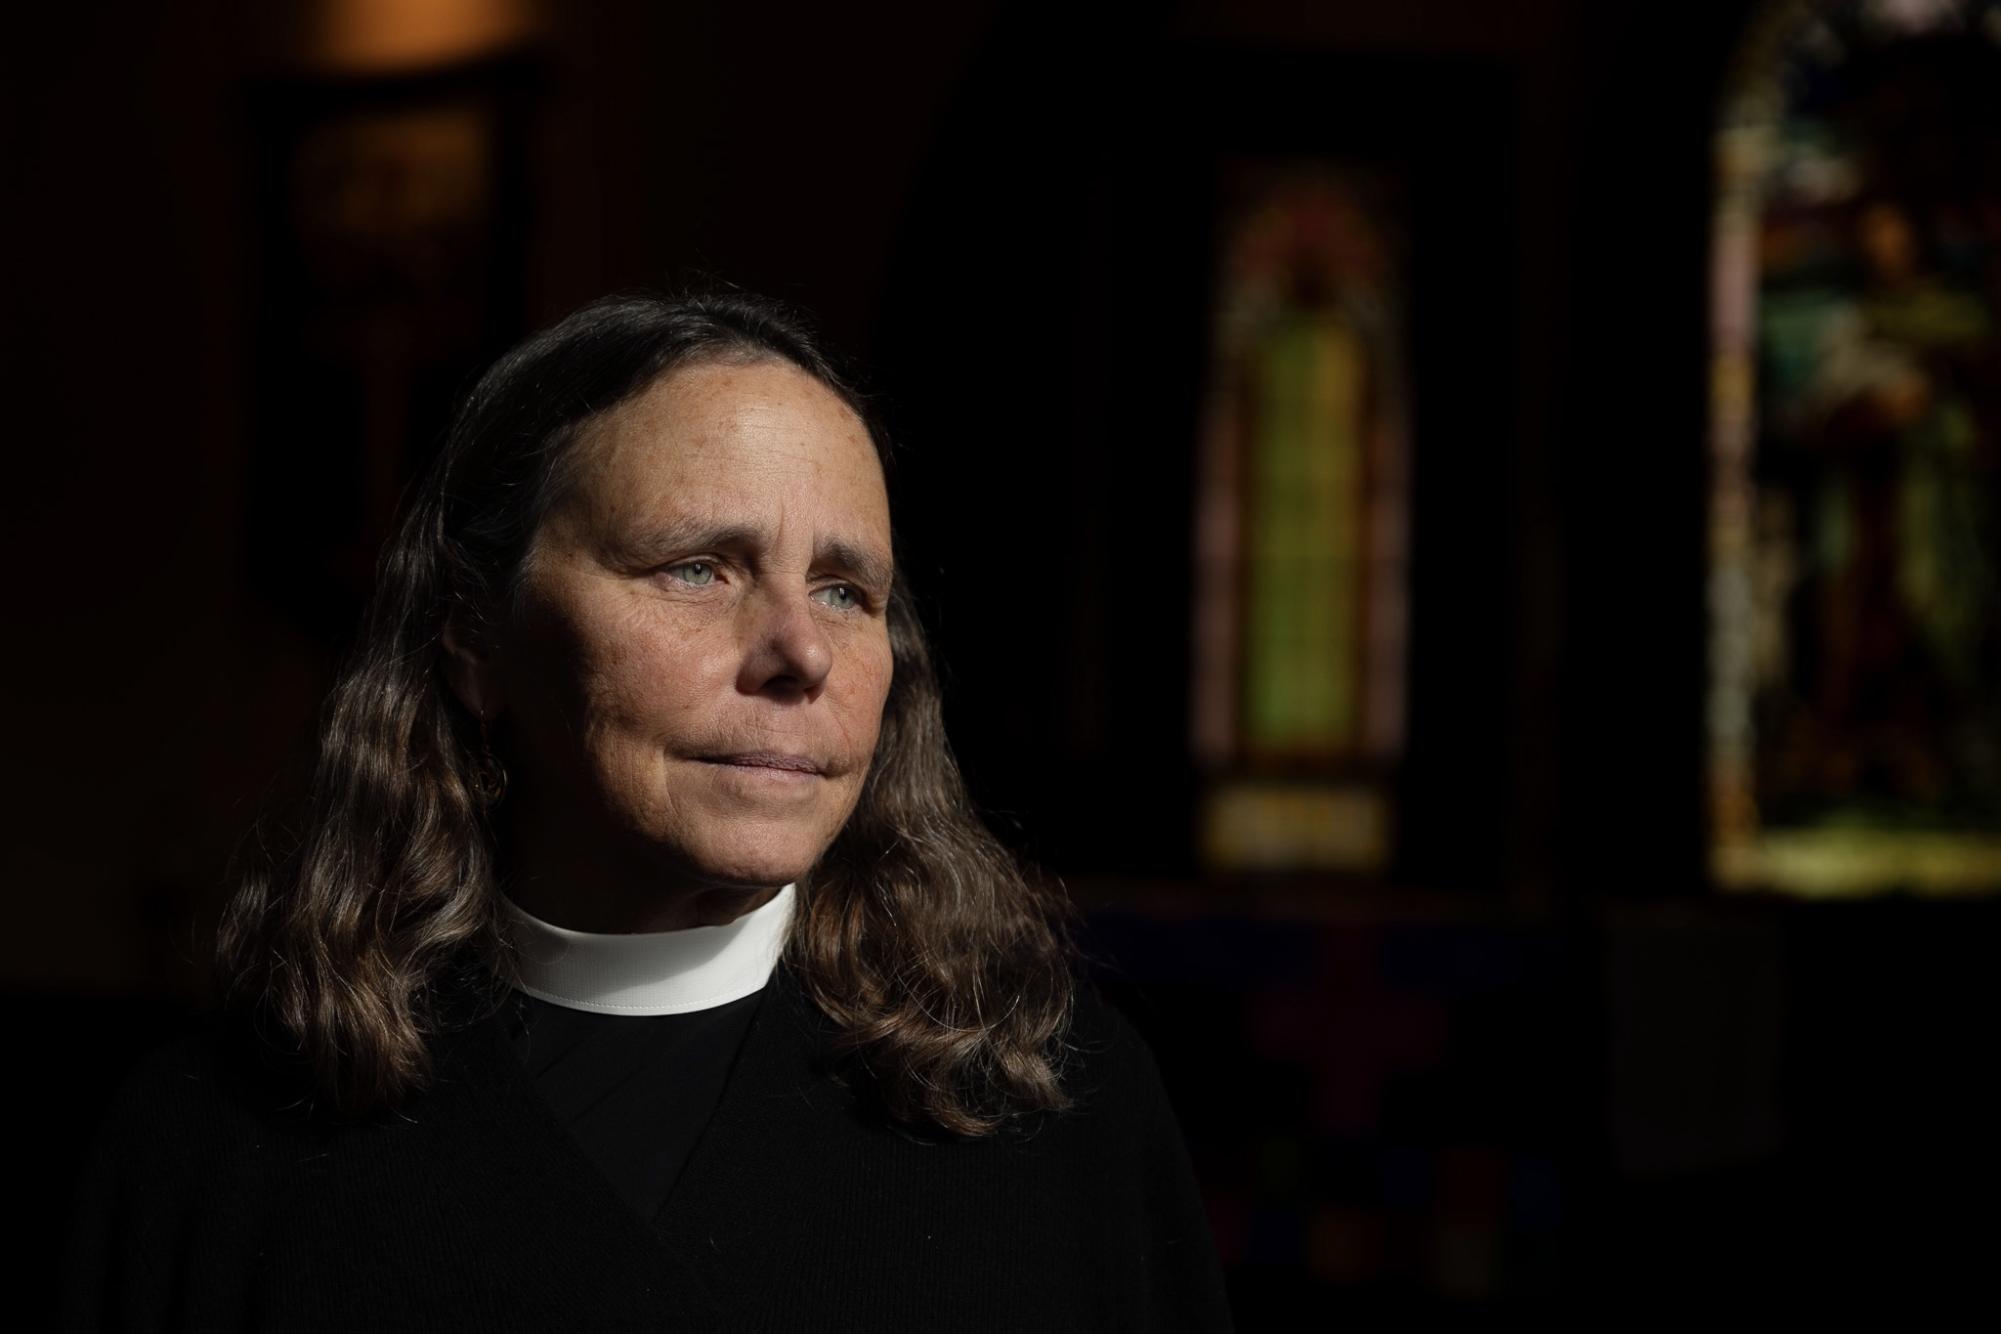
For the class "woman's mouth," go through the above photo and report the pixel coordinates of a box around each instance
[698,752,824,775]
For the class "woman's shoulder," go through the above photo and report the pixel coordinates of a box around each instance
[95,1011,231,1131]
[1064,973,1154,1063]
[85,1009,321,1181]
[1048,974,1187,1135]
[765,959,1178,1142]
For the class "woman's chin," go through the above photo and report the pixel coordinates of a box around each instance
[646,807,843,888]
[666,838,820,894]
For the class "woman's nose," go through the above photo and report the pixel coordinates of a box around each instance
[738,586,833,696]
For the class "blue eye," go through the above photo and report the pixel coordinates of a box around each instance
[666,561,717,586]
[814,584,861,611]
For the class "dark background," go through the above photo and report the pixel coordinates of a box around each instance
[7,0,1997,1321]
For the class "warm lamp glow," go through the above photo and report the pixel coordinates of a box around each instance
[269,0,541,73]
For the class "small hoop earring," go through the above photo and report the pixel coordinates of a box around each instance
[469,710,509,808]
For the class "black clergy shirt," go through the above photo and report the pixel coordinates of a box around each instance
[503,985,763,1224]
[492,879,796,1228]
[63,882,1238,1331]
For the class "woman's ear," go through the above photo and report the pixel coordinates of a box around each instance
[440,608,505,722]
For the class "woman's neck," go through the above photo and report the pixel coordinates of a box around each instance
[498,811,782,934]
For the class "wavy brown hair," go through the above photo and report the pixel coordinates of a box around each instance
[215,288,1088,1138]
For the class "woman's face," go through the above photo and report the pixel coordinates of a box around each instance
[493,356,895,913]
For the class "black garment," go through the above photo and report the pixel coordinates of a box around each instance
[504,987,762,1223]
[63,961,1236,1332]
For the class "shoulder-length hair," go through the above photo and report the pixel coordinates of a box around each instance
[215,288,1086,1138]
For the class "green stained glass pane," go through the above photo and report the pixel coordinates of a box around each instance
[1243,308,1363,753]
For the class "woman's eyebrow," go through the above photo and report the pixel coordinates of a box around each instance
[625,518,758,564]
[817,538,896,596]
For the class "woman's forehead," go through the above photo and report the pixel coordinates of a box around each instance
[556,360,890,540]
[589,360,875,476]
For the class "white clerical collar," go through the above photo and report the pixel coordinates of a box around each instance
[499,883,796,1016]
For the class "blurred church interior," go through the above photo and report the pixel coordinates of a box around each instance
[8,0,2000,1317]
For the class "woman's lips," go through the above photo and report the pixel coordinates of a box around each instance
[699,752,824,775]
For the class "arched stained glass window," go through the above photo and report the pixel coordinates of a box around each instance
[1709,0,2001,895]
[1192,163,1411,873]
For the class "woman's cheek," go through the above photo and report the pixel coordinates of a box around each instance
[839,637,893,719]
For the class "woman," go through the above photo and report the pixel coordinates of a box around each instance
[63,289,1235,1332]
